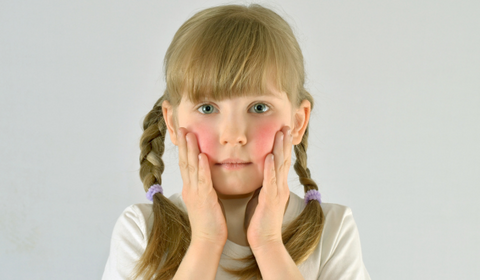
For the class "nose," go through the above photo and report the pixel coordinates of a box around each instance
[219,116,247,146]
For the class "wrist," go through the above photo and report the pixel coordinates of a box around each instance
[174,237,225,280]
[250,239,285,256]
[190,237,226,253]
[250,240,303,280]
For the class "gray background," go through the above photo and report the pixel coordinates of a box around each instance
[1,0,479,279]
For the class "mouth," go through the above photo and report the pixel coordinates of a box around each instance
[215,158,252,170]
[215,162,252,170]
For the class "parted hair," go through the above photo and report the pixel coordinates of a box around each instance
[135,4,325,280]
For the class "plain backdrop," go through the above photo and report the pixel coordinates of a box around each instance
[1,0,479,279]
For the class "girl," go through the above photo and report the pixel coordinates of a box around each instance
[103,3,370,280]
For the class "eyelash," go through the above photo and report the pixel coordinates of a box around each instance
[196,102,271,115]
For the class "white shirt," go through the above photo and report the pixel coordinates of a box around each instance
[102,192,371,279]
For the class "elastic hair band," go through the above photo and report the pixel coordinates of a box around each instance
[146,184,163,201]
[304,189,322,205]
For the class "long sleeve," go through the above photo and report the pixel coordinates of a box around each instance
[317,207,370,280]
[102,204,152,280]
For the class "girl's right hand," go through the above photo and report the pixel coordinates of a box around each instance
[177,127,228,247]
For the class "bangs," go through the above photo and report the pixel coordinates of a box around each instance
[165,6,301,105]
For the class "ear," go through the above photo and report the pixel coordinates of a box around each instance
[162,100,178,146]
[292,99,311,145]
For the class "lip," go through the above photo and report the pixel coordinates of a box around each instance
[216,162,252,170]
[216,158,252,170]
[217,158,251,164]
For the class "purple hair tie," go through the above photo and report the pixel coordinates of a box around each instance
[304,189,322,205]
[146,184,163,201]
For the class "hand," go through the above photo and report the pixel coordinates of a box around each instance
[244,126,292,251]
[177,127,228,247]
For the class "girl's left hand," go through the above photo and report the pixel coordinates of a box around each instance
[244,126,292,251]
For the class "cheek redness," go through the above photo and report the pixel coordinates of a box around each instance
[252,123,278,159]
[189,123,216,160]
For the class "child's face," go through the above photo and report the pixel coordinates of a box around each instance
[164,84,309,198]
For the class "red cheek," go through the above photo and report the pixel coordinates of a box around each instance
[251,123,278,160]
[188,123,216,158]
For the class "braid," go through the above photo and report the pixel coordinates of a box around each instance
[139,96,167,190]
[293,124,318,191]
[134,94,192,280]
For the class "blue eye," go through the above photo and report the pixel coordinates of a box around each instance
[197,104,217,114]
[251,103,270,113]
[197,103,270,114]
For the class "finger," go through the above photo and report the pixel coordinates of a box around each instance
[177,128,191,187]
[273,131,285,194]
[186,132,200,191]
[197,153,212,193]
[283,126,292,160]
[283,126,293,185]
[263,153,276,196]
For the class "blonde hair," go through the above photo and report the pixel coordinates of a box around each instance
[136,4,325,279]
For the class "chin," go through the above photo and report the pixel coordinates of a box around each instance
[212,184,260,198]
[210,172,263,198]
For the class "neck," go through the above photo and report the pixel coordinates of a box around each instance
[217,191,256,247]
[215,190,291,247]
